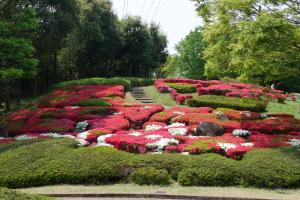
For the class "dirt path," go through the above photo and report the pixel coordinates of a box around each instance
[17,184,300,200]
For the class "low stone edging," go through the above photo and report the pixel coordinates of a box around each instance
[44,193,274,200]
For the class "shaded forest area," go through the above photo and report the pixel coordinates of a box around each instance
[0,0,168,109]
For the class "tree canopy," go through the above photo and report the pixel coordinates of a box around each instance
[192,0,300,90]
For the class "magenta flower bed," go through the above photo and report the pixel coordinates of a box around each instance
[2,83,300,160]
[155,78,288,105]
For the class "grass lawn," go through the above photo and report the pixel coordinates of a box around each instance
[144,86,182,107]
[18,184,300,200]
[125,92,137,103]
[267,100,300,119]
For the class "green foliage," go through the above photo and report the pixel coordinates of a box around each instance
[0,187,52,200]
[130,167,171,186]
[0,139,299,188]
[192,0,300,91]
[162,27,206,79]
[238,149,300,188]
[186,95,267,112]
[143,86,178,107]
[77,98,111,107]
[267,100,300,119]
[54,77,154,91]
[117,17,168,77]
[178,166,239,186]
[166,83,196,93]
[0,7,38,80]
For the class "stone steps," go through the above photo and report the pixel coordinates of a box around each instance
[131,87,154,104]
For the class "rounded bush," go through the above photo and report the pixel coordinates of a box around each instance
[239,149,300,188]
[130,167,171,186]
[178,167,239,186]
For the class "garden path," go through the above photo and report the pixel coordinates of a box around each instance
[131,87,154,104]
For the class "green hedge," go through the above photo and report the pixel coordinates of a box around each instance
[0,139,299,189]
[166,83,196,93]
[54,77,154,91]
[0,188,52,200]
[186,95,267,112]
[130,167,171,185]
[76,98,112,107]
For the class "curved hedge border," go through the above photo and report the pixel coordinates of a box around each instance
[0,139,299,189]
[53,77,154,91]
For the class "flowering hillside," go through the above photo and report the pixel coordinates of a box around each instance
[1,81,300,160]
[155,78,288,105]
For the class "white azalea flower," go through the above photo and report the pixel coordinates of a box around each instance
[241,142,254,147]
[242,111,251,117]
[151,152,163,154]
[181,152,190,156]
[143,106,152,110]
[145,134,162,140]
[146,138,179,151]
[165,122,185,128]
[97,134,115,145]
[95,143,113,147]
[128,132,142,136]
[173,111,185,115]
[15,135,38,140]
[218,143,237,152]
[114,112,123,115]
[77,131,90,139]
[261,113,268,119]
[75,138,89,147]
[287,139,300,147]
[41,133,75,138]
[145,124,163,131]
[168,128,188,136]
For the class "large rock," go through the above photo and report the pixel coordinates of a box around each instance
[195,122,225,136]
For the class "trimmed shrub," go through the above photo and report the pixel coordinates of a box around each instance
[0,187,52,200]
[76,98,112,107]
[238,148,300,188]
[178,167,239,186]
[54,77,154,91]
[130,167,171,185]
[166,83,196,94]
[187,95,267,112]
[0,139,299,188]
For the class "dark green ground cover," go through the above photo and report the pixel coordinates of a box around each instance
[0,139,299,189]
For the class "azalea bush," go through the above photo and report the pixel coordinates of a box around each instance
[2,82,300,163]
[130,167,171,185]
[155,78,287,105]
[0,139,299,188]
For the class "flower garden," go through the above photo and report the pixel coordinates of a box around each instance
[1,78,300,162]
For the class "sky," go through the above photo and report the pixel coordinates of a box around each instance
[111,0,203,54]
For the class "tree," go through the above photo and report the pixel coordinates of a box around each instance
[0,6,38,109]
[148,23,168,77]
[174,27,206,79]
[192,0,300,90]
[59,0,122,79]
